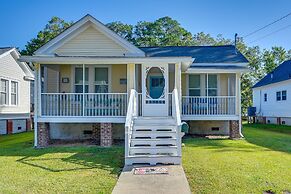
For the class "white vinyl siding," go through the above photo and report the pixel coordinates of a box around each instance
[253,79,291,117]
[56,26,130,56]
[0,53,30,114]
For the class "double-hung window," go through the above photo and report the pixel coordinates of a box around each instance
[188,75,200,96]
[276,91,281,101]
[74,67,89,93]
[11,81,18,105]
[282,90,287,100]
[206,74,218,96]
[95,67,109,93]
[0,79,9,105]
[264,93,267,102]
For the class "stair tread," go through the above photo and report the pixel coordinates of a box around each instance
[129,146,177,149]
[131,138,177,141]
[127,155,179,158]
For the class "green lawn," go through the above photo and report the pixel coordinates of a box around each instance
[0,132,123,194]
[1,124,291,194]
[182,124,291,194]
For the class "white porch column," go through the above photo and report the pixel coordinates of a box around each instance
[127,63,135,95]
[236,72,243,137]
[33,63,40,147]
[174,62,182,100]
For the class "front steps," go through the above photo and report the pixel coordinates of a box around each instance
[125,117,181,165]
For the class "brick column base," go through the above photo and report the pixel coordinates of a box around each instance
[7,120,13,134]
[100,123,112,147]
[229,120,243,139]
[92,123,100,144]
[26,119,31,131]
[277,117,281,125]
[37,122,50,148]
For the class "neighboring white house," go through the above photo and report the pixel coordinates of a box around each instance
[20,14,249,165]
[0,47,34,135]
[253,59,291,125]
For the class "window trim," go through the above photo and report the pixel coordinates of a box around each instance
[282,90,287,101]
[71,65,112,93]
[188,74,201,96]
[0,77,19,107]
[264,93,267,102]
[206,74,218,96]
[73,66,89,93]
[94,67,110,93]
[276,91,281,101]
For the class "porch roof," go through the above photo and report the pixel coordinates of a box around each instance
[185,65,250,73]
[18,55,193,67]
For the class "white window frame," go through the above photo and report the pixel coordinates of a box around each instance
[73,66,89,93]
[276,91,281,101]
[71,65,112,93]
[10,81,18,106]
[282,90,287,101]
[94,66,111,93]
[187,74,201,96]
[205,74,219,96]
[264,93,267,102]
[0,78,9,106]
[0,77,19,106]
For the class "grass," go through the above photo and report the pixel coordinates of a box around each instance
[1,124,291,193]
[0,132,124,194]
[182,124,291,194]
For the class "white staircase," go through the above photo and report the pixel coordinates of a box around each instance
[125,89,183,166]
[126,117,181,165]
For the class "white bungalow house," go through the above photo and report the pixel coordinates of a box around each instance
[20,14,249,165]
[0,47,34,135]
[253,60,291,125]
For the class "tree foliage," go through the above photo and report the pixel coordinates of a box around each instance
[21,17,73,55]
[22,16,291,114]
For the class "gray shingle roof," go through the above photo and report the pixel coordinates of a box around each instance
[253,60,291,88]
[139,45,249,63]
[0,47,13,55]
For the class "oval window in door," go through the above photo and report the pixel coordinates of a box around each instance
[146,67,165,99]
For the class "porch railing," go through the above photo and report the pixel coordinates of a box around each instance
[41,93,128,117]
[182,96,236,115]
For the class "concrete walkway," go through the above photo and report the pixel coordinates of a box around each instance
[112,165,191,194]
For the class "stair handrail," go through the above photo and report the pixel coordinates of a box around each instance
[172,88,182,157]
[125,89,137,158]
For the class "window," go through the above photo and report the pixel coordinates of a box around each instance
[276,91,281,101]
[74,67,89,93]
[282,90,287,100]
[264,93,267,102]
[95,67,109,93]
[11,81,18,105]
[0,79,9,105]
[206,74,218,96]
[188,75,200,96]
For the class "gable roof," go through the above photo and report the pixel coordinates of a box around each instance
[140,45,248,63]
[253,60,291,88]
[0,47,34,80]
[34,14,145,56]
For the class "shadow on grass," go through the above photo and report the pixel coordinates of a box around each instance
[183,124,291,154]
[0,132,124,175]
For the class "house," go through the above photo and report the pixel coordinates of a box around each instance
[20,14,249,165]
[0,47,34,135]
[253,59,291,125]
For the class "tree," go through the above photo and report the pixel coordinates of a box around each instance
[21,17,73,55]
[106,21,135,43]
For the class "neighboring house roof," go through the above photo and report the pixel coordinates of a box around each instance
[253,60,291,88]
[140,45,249,64]
[0,47,34,80]
[0,47,14,55]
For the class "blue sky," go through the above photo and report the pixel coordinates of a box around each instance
[1,0,290,50]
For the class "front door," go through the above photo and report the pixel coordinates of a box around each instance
[142,64,168,116]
